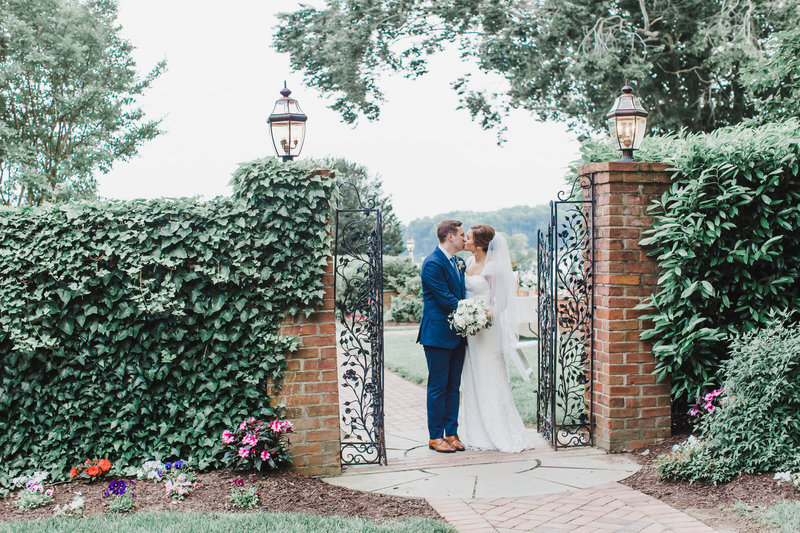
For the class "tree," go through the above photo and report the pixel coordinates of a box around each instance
[0,0,165,206]
[746,28,800,121]
[274,0,796,136]
[322,157,405,255]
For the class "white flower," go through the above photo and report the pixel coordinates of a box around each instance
[448,299,492,337]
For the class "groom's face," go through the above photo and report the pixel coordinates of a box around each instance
[449,226,465,252]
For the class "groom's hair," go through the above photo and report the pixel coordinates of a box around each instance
[437,220,462,242]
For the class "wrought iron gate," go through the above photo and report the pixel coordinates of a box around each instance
[334,182,386,465]
[536,174,594,448]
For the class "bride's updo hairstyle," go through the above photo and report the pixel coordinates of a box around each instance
[470,224,495,252]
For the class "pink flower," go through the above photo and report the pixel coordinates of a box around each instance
[238,447,250,459]
[705,402,715,412]
[261,450,271,461]
[690,408,699,416]
[270,420,294,433]
[704,393,712,401]
[242,433,258,446]
[222,430,234,444]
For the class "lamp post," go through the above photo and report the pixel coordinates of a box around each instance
[606,84,648,162]
[405,238,416,264]
[267,82,307,162]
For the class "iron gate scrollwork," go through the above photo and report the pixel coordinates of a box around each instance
[536,174,594,448]
[334,182,386,465]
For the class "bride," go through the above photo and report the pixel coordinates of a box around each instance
[459,224,535,452]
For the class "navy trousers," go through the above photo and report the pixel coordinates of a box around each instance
[424,343,466,440]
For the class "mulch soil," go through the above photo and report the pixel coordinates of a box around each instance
[621,434,800,532]
[0,469,441,523]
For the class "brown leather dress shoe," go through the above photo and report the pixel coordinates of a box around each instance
[428,438,457,453]
[444,435,466,451]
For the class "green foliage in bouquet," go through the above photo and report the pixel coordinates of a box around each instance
[581,119,800,398]
[0,158,335,491]
[657,317,800,484]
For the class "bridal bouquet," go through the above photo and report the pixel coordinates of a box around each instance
[448,299,492,337]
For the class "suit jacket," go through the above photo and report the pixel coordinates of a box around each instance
[417,247,466,349]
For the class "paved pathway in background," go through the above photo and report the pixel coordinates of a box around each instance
[325,336,717,532]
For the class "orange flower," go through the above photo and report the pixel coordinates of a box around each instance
[98,459,111,472]
[86,465,101,476]
[69,467,78,478]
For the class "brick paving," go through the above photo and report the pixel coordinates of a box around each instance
[428,482,716,532]
[328,333,718,532]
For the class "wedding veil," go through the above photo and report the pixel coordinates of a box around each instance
[485,233,519,355]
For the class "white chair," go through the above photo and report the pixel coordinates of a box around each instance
[506,296,536,382]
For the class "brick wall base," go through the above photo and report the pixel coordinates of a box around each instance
[581,161,673,452]
[274,257,341,476]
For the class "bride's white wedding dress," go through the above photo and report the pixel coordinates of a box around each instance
[458,260,535,453]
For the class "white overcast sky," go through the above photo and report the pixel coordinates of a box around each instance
[100,0,582,225]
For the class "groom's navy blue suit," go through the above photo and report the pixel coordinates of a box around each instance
[417,247,467,440]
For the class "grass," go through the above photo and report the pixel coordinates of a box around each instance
[0,512,454,533]
[384,327,538,425]
[759,500,800,532]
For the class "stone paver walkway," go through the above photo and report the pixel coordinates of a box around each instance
[325,337,717,532]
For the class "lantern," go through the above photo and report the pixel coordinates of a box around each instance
[606,84,648,161]
[267,82,307,161]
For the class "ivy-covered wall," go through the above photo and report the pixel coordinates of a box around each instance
[0,158,335,491]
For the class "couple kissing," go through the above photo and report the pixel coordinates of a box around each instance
[417,220,534,454]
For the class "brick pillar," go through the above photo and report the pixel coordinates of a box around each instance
[275,256,341,476]
[580,161,673,452]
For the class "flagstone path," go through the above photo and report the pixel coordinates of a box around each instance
[324,367,717,532]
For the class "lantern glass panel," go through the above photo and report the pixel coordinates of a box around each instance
[633,115,647,150]
[607,116,619,149]
[270,120,306,158]
[270,121,291,157]
[615,116,637,150]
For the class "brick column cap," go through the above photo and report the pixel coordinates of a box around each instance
[578,161,671,180]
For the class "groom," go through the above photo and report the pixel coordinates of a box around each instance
[417,220,467,453]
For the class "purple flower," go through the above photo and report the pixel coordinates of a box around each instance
[174,460,183,470]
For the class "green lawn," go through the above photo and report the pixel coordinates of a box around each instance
[0,512,454,533]
[384,327,539,425]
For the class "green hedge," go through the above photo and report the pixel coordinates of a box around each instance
[0,158,334,491]
[581,119,800,399]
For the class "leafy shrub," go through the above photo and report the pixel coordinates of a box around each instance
[0,158,334,491]
[657,318,800,483]
[220,417,293,472]
[162,461,197,500]
[69,459,111,481]
[229,479,259,509]
[774,471,800,492]
[760,500,800,533]
[387,273,422,322]
[53,493,85,517]
[121,460,165,482]
[582,119,800,397]
[687,388,726,427]
[12,472,53,510]
[387,295,423,322]
[382,256,419,293]
[104,480,136,513]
